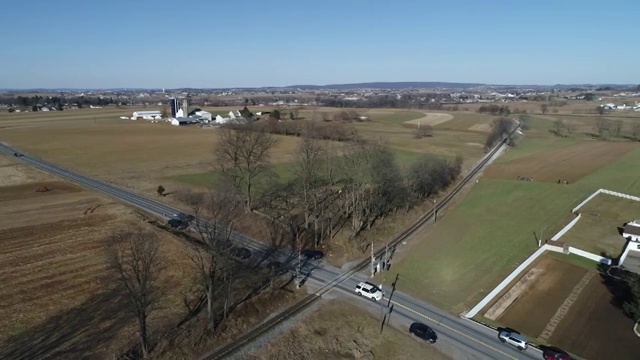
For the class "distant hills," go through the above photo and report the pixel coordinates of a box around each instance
[1,82,637,92]
[282,82,486,90]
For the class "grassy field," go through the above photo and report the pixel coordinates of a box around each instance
[0,107,489,189]
[391,112,640,313]
[561,194,640,257]
[246,300,450,360]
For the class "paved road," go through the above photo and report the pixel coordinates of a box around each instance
[0,143,541,360]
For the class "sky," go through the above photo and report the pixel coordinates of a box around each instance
[0,0,638,89]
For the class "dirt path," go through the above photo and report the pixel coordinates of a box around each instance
[404,112,454,127]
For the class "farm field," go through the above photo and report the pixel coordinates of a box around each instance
[491,255,588,339]
[486,254,640,360]
[0,154,197,359]
[0,107,493,197]
[245,300,450,360]
[561,194,640,257]
[392,113,640,313]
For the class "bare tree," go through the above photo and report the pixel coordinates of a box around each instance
[595,117,611,137]
[414,124,433,139]
[596,106,605,116]
[613,119,624,137]
[187,189,238,330]
[540,104,549,114]
[484,117,513,149]
[631,122,640,141]
[215,124,278,212]
[553,119,568,137]
[294,124,326,245]
[105,230,165,358]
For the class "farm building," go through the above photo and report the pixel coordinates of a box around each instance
[622,221,640,242]
[170,117,199,126]
[131,110,162,120]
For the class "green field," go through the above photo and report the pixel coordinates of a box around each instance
[392,120,640,313]
[561,194,640,257]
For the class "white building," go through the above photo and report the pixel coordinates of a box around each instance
[623,221,640,242]
[132,110,162,120]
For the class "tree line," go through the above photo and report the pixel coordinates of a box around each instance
[214,122,463,250]
[0,95,116,109]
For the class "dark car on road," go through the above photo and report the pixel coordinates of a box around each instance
[301,249,324,260]
[168,218,188,230]
[409,322,437,343]
[232,247,251,260]
[266,261,289,275]
[542,346,572,360]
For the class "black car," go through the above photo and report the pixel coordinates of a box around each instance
[168,218,188,230]
[266,261,289,275]
[176,213,195,223]
[409,322,437,343]
[232,247,251,260]
[302,249,324,260]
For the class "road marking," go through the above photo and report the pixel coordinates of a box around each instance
[386,298,519,360]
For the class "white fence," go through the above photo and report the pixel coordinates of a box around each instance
[550,213,582,241]
[465,244,551,318]
[572,189,603,213]
[600,189,640,202]
[465,244,612,318]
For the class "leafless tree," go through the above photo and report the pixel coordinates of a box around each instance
[631,122,640,141]
[187,189,238,330]
[540,104,549,114]
[215,124,278,212]
[613,119,624,137]
[596,106,606,116]
[484,117,513,149]
[595,117,611,137]
[104,229,165,358]
[414,124,433,139]
[553,120,567,137]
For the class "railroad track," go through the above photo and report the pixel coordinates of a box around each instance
[204,125,519,359]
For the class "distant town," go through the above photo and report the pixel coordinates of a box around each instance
[1,82,639,114]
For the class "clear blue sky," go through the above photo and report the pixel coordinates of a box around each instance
[1,0,638,88]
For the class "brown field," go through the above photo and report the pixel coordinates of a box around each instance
[549,275,640,360]
[494,254,640,360]
[0,155,195,358]
[246,300,450,360]
[0,106,491,200]
[496,255,588,337]
[484,141,638,183]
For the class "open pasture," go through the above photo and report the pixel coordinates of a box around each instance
[393,114,640,312]
[561,194,640,257]
[484,141,637,183]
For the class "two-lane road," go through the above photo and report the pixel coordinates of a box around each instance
[0,142,540,359]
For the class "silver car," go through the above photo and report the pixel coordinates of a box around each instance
[498,329,528,351]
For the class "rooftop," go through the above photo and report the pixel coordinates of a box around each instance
[623,222,640,236]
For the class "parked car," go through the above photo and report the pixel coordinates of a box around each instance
[542,346,572,360]
[168,218,188,230]
[409,322,437,343]
[232,247,251,260]
[302,249,324,260]
[355,281,384,301]
[266,261,289,275]
[497,328,528,351]
[176,213,195,223]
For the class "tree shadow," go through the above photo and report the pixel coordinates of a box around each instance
[0,288,131,360]
[596,252,635,318]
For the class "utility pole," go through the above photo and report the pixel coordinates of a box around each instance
[433,199,437,223]
[370,239,375,278]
